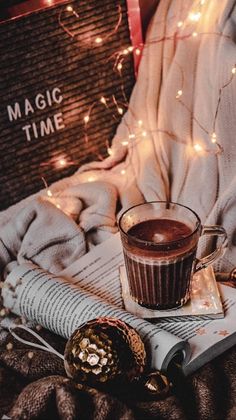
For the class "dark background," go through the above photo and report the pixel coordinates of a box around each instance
[0,0,160,34]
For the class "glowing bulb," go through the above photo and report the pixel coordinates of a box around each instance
[56,204,61,209]
[129,133,135,139]
[177,21,183,28]
[100,96,106,104]
[0,308,6,316]
[88,176,95,182]
[211,132,217,143]
[121,140,129,146]
[117,63,123,71]
[121,169,126,175]
[232,67,236,74]
[135,48,141,55]
[192,32,198,37]
[58,158,67,167]
[193,143,203,152]
[66,5,73,12]
[200,0,205,5]
[123,49,129,55]
[107,147,113,156]
[84,115,90,123]
[189,12,201,22]
[176,89,183,99]
[95,37,103,44]
[142,131,147,137]
[47,189,53,197]
[138,120,143,126]
[128,46,134,52]
[118,107,123,115]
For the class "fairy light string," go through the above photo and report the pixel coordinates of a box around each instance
[43,0,236,181]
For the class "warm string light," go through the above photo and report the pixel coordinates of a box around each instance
[88,176,96,182]
[41,177,72,213]
[112,95,124,115]
[58,6,161,159]
[112,45,143,72]
[212,64,236,135]
[41,177,64,210]
[42,177,58,207]
[189,12,202,22]
[60,4,122,46]
[83,102,97,142]
[193,143,203,153]
[40,154,75,169]
[83,93,129,146]
[53,0,236,178]
[177,21,184,28]
[58,6,76,38]
[42,177,52,196]
[85,2,234,158]
[177,0,206,34]
[66,5,79,18]
[174,50,236,156]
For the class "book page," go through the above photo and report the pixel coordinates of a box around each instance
[184,284,236,375]
[158,284,236,375]
[59,233,124,307]
[2,262,190,372]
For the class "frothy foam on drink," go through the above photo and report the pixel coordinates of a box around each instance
[128,218,192,244]
[152,233,166,243]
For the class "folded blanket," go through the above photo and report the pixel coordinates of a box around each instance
[0,198,85,275]
[0,180,118,276]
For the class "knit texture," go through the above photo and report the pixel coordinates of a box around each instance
[0,181,118,276]
[0,198,86,275]
[1,326,236,420]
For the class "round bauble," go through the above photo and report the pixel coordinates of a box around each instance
[64,317,146,385]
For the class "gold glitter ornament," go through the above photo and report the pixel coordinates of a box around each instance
[64,317,146,385]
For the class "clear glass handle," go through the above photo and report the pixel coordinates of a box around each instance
[195,225,228,272]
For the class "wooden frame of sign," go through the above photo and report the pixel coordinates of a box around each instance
[0,0,135,210]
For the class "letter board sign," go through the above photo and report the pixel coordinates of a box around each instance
[0,0,135,210]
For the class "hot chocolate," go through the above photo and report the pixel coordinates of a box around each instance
[119,202,226,310]
[124,218,197,309]
[128,218,192,244]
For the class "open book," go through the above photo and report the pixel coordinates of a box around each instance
[2,233,236,376]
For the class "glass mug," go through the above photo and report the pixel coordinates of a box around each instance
[118,201,228,310]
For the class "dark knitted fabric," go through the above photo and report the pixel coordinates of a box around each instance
[0,327,236,419]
